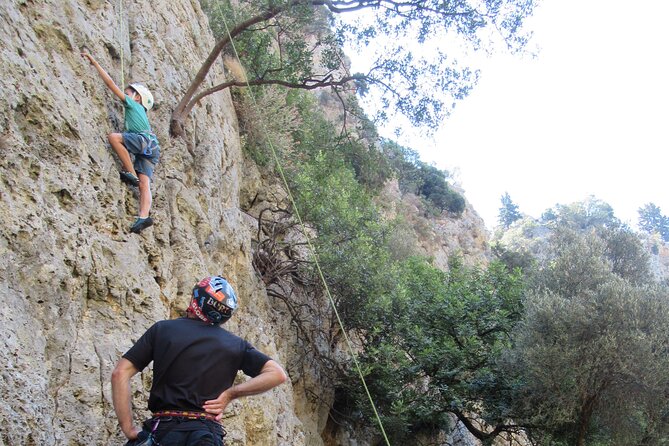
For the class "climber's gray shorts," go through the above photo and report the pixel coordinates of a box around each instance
[123,132,160,180]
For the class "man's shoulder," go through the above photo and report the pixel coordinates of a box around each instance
[160,319,246,339]
[149,318,193,333]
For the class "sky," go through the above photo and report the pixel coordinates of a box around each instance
[345,0,669,229]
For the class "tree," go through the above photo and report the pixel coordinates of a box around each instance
[498,192,522,228]
[638,202,669,242]
[508,226,669,446]
[541,196,620,230]
[381,140,465,215]
[171,0,538,136]
[339,257,527,443]
[417,164,465,215]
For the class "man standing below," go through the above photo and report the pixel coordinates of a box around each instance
[112,276,287,445]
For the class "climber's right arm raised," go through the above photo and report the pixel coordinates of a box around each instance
[81,52,125,102]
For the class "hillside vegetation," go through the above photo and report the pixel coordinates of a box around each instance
[202,3,669,444]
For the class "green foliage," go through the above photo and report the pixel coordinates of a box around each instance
[290,94,392,191]
[498,192,522,228]
[233,86,302,166]
[290,150,397,324]
[598,225,653,285]
[638,202,669,242]
[506,221,669,445]
[418,164,466,215]
[201,0,322,83]
[493,198,669,443]
[541,196,620,230]
[382,139,465,216]
[491,241,536,274]
[198,0,538,130]
[259,91,526,441]
[252,90,399,332]
[235,78,510,440]
[339,257,526,442]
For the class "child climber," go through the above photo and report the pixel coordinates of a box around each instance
[81,52,160,234]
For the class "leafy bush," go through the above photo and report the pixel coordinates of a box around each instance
[337,257,526,443]
[497,199,669,445]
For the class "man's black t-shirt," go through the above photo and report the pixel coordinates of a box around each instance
[123,317,271,412]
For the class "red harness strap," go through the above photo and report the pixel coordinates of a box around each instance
[153,410,219,422]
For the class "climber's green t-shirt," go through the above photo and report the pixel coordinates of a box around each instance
[123,95,151,133]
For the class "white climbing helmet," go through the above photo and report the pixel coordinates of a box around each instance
[128,83,154,111]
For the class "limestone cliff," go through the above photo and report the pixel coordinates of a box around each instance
[0,1,303,444]
[379,180,490,270]
[0,1,491,445]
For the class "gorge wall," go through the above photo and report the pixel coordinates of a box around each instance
[0,1,490,445]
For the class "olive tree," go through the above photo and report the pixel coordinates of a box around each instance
[509,227,669,446]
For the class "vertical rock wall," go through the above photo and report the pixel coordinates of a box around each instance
[0,1,308,444]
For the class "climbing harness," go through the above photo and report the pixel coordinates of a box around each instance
[214,5,391,445]
[133,418,160,446]
[134,412,223,446]
[153,410,220,422]
[143,411,226,445]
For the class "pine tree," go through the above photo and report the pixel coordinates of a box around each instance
[638,202,669,242]
[498,192,522,228]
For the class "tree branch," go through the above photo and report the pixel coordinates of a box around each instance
[452,409,524,441]
[182,74,365,117]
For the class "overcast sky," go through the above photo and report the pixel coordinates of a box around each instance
[347,0,669,229]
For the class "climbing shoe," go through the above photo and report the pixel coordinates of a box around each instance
[120,171,139,187]
[130,217,154,234]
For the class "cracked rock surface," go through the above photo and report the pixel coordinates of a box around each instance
[0,1,301,444]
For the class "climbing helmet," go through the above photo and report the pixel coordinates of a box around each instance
[189,276,238,325]
[128,83,154,111]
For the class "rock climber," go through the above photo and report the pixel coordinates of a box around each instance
[111,276,288,445]
[81,52,160,234]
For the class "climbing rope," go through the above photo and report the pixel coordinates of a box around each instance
[214,4,391,445]
[118,0,125,88]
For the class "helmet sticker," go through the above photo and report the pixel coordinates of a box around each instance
[190,276,238,325]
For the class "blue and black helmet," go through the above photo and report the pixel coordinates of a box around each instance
[188,276,238,325]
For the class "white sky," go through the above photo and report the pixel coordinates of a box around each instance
[346,0,669,229]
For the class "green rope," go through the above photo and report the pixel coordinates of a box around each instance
[214,4,391,445]
[118,0,125,88]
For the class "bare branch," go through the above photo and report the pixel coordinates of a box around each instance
[182,75,365,117]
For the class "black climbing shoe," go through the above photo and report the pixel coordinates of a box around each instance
[120,171,139,187]
[130,217,154,234]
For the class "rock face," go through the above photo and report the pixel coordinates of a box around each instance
[379,180,491,270]
[0,1,493,445]
[0,1,303,444]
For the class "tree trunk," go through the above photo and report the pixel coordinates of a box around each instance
[169,6,288,136]
[575,394,597,446]
[169,0,375,137]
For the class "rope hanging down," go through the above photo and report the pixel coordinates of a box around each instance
[214,5,391,446]
[118,0,125,88]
